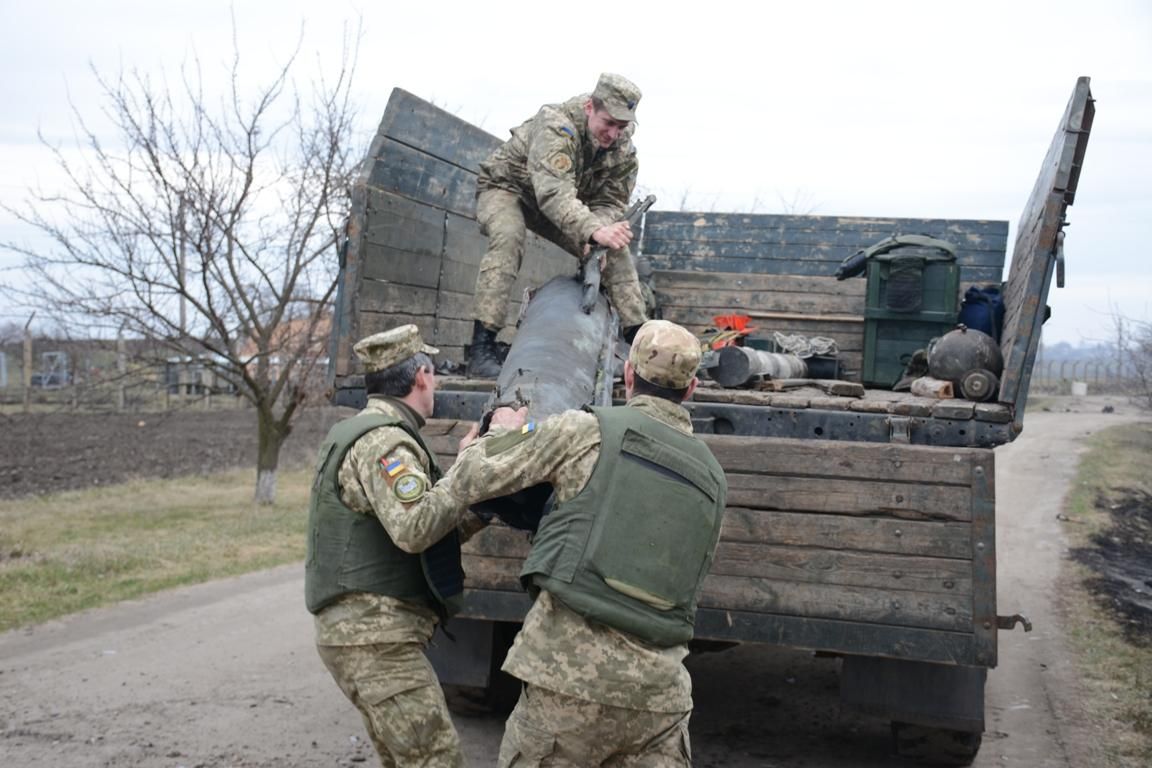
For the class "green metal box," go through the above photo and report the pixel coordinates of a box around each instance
[862,256,960,387]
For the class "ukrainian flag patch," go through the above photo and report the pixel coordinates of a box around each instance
[380,457,406,477]
[486,420,538,456]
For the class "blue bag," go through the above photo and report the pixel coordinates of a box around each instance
[958,285,1005,342]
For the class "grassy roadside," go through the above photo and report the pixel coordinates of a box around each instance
[1059,421,1152,765]
[0,468,311,632]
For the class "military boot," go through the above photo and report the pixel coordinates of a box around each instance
[467,320,503,379]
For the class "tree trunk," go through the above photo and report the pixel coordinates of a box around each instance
[254,405,291,505]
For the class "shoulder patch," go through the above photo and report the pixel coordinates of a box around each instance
[559,125,575,138]
[485,421,537,456]
[550,153,573,173]
[392,472,427,503]
[379,456,407,477]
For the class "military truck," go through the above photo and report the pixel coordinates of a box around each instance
[327,78,1094,763]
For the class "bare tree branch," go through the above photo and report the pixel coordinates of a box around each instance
[0,18,364,503]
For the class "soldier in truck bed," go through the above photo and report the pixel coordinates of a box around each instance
[467,72,650,378]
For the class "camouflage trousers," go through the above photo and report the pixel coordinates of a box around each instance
[473,188,648,331]
[317,642,463,768]
[497,684,691,767]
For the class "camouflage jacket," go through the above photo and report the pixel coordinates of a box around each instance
[435,396,696,712]
[477,94,639,250]
[313,397,475,646]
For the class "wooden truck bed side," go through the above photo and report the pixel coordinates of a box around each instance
[422,420,997,667]
[644,212,1007,380]
[330,89,578,378]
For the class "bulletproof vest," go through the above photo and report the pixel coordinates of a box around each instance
[521,405,727,647]
[304,412,463,617]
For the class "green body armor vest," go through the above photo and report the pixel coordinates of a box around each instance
[304,412,463,616]
[521,406,727,647]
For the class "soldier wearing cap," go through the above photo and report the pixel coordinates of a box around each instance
[304,324,484,768]
[423,319,728,765]
[466,73,650,378]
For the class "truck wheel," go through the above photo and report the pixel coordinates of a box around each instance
[892,722,982,766]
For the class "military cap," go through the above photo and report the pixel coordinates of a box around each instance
[592,73,642,123]
[353,324,439,373]
[629,320,700,389]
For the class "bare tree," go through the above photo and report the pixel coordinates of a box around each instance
[1115,314,1152,411]
[1,26,361,504]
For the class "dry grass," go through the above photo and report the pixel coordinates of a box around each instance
[1060,422,1152,766]
[0,468,310,631]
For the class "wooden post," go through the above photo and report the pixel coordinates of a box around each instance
[22,313,35,413]
[117,334,127,411]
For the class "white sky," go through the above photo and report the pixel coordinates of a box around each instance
[1,0,1149,345]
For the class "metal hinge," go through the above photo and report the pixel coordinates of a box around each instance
[997,613,1033,632]
[888,416,911,443]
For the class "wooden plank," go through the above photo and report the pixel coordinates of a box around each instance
[693,387,866,411]
[692,607,976,665]
[432,316,475,349]
[377,88,501,172]
[368,138,480,217]
[655,285,866,317]
[768,393,815,409]
[849,398,901,414]
[356,311,436,343]
[361,242,443,289]
[640,241,1009,271]
[432,289,476,321]
[358,280,439,317]
[698,575,972,632]
[1000,78,1095,417]
[437,257,482,295]
[695,435,986,483]
[643,210,1009,237]
[653,270,869,297]
[973,403,1012,423]
[443,212,487,264]
[461,535,971,595]
[712,542,972,595]
[931,401,977,420]
[363,188,446,253]
[720,507,973,558]
[723,473,972,521]
[645,251,1004,284]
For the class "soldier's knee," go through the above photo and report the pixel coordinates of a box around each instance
[482,210,527,246]
[602,249,639,282]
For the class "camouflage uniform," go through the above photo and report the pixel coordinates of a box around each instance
[474,74,648,331]
[311,326,477,768]
[421,321,712,766]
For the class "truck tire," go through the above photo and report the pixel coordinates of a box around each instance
[892,722,983,766]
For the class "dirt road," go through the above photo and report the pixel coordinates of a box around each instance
[0,396,1139,767]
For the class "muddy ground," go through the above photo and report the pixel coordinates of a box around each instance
[0,395,1149,767]
[0,405,349,500]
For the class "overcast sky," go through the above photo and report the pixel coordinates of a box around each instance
[1,0,1149,345]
